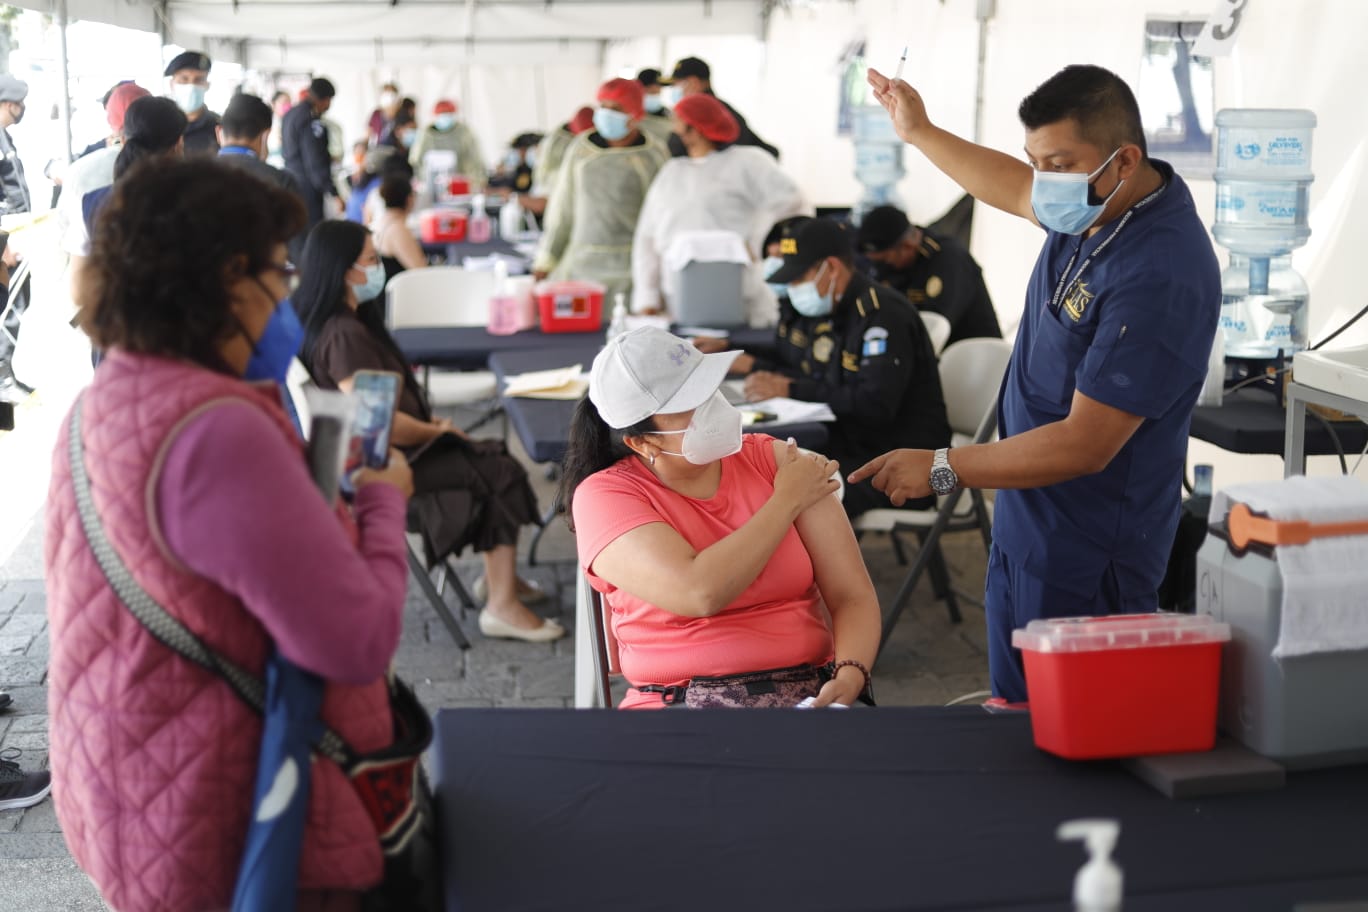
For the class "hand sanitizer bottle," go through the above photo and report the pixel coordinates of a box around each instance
[1057,819,1123,912]
[606,292,629,342]
[468,193,492,244]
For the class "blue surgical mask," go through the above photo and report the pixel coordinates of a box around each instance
[433,113,457,131]
[244,297,304,385]
[593,107,632,142]
[761,255,788,298]
[504,149,522,170]
[353,261,387,303]
[788,261,833,317]
[172,83,206,114]
[525,149,538,170]
[663,85,684,108]
[644,94,665,114]
[1030,148,1124,235]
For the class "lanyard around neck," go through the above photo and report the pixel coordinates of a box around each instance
[1048,181,1166,314]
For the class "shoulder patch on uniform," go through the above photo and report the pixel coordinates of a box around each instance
[813,335,835,363]
[862,326,889,357]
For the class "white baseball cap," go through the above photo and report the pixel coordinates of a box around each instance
[589,326,741,429]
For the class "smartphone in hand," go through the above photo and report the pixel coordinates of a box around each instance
[346,370,401,481]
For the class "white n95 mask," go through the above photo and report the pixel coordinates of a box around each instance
[651,391,743,465]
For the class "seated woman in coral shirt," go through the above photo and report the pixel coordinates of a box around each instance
[561,326,881,709]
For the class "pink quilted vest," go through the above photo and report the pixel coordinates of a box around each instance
[45,351,392,912]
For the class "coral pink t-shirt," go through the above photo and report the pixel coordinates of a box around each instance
[573,434,833,709]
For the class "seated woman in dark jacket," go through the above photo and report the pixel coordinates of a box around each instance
[294,220,564,642]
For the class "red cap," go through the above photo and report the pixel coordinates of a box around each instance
[596,77,644,120]
[569,105,595,134]
[433,99,457,115]
[106,83,152,133]
[673,93,739,145]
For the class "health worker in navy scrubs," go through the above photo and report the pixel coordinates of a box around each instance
[853,64,1220,703]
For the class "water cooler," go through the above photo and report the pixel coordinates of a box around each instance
[850,106,905,222]
[1212,109,1317,392]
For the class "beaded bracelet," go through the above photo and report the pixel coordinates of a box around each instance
[831,659,872,697]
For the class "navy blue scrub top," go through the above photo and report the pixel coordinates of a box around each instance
[993,160,1220,600]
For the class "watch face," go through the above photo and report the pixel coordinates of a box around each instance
[930,466,956,494]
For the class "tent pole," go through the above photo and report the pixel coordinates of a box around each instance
[56,0,73,164]
[972,0,994,145]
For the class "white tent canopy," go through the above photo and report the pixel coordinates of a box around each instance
[13,0,1368,490]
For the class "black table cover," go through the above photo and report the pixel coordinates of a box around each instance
[432,707,1368,912]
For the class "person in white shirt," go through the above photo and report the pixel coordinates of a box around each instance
[59,83,151,263]
[631,93,809,326]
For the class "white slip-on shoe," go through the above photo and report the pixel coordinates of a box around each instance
[477,610,566,643]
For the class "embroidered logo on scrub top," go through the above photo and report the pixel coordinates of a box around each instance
[926,275,943,299]
[1062,280,1094,322]
[812,335,835,363]
[862,326,889,357]
[789,327,808,349]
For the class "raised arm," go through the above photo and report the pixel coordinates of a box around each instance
[867,68,1036,224]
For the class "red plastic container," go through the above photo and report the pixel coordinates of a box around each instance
[535,280,605,333]
[1012,614,1231,760]
[420,210,468,244]
[448,177,471,196]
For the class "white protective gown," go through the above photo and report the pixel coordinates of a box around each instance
[630,145,811,326]
[530,126,575,197]
[533,131,668,300]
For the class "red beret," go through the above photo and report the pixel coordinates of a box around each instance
[672,93,739,145]
[569,105,595,134]
[596,78,644,121]
[433,99,457,115]
[106,83,151,133]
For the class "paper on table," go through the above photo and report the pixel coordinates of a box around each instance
[623,314,671,332]
[743,397,837,425]
[676,326,732,339]
[502,364,588,400]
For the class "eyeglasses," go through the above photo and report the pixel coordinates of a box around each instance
[263,262,298,278]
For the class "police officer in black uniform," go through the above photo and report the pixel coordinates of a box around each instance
[164,51,220,156]
[857,204,1001,346]
[282,78,337,230]
[705,217,950,517]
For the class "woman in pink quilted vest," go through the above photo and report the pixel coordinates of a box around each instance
[45,159,416,911]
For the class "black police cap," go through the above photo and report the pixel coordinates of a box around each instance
[670,57,710,82]
[767,218,855,286]
[164,51,211,77]
[857,205,912,254]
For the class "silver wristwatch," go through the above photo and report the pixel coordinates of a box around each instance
[929,447,958,496]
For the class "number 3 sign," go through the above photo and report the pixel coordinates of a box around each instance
[1193,0,1250,57]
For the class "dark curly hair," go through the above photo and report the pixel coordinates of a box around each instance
[81,158,306,368]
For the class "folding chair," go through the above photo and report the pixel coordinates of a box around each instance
[0,258,30,352]
[385,266,503,433]
[920,310,952,356]
[851,338,1014,648]
[285,358,473,650]
[588,586,620,709]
